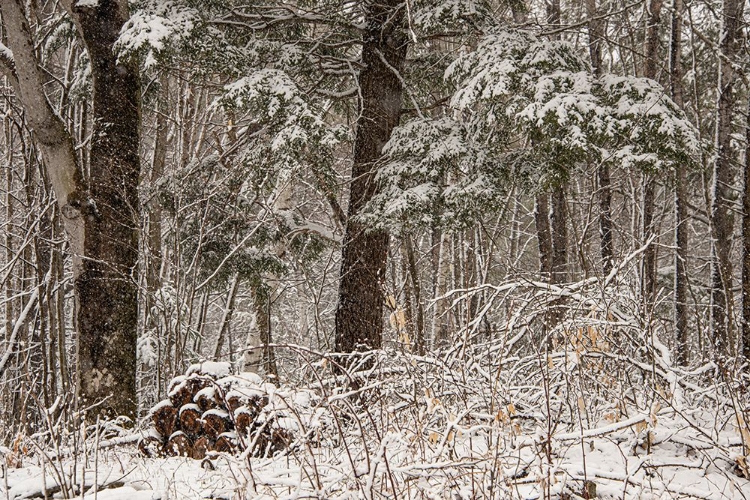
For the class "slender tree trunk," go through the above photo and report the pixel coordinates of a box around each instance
[147,75,168,318]
[598,164,614,274]
[670,0,690,365]
[742,102,750,361]
[711,0,744,355]
[242,284,278,378]
[586,0,614,275]
[3,115,14,343]
[213,272,240,360]
[547,0,567,286]
[642,178,656,301]
[254,286,278,379]
[642,0,663,306]
[550,189,567,284]
[431,231,452,348]
[334,0,406,354]
[403,236,425,354]
[535,193,553,278]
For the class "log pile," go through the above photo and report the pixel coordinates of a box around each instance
[139,362,311,459]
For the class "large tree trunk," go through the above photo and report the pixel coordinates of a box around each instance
[1,0,141,418]
[711,0,744,355]
[72,1,141,419]
[670,0,690,365]
[334,0,406,354]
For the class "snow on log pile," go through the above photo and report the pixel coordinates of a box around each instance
[139,362,319,459]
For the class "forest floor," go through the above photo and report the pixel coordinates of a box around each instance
[2,351,750,499]
[3,280,750,499]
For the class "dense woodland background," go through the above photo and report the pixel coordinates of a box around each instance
[0,0,749,482]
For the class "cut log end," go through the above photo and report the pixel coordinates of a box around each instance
[166,431,193,457]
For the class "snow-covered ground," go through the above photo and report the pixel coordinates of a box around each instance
[3,364,749,499]
[3,279,750,499]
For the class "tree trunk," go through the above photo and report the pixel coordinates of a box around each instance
[1,0,142,418]
[334,0,406,354]
[535,193,553,278]
[642,178,656,302]
[586,0,614,276]
[642,0,663,306]
[213,272,240,360]
[403,235,425,354]
[431,231,452,348]
[711,0,744,355]
[241,284,278,378]
[670,0,690,365]
[598,165,614,274]
[146,75,168,321]
[742,101,750,361]
[72,1,141,419]
[550,188,567,284]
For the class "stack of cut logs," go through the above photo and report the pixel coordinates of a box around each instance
[139,362,293,459]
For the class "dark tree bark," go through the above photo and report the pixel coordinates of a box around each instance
[71,0,141,418]
[535,193,553,278]
[586,0,614,275]
[334,0,406,354]
[742,103,750,361]
[1,0,141,418]
[598,164,614,274]
[252,285,278,379]
[670,0,690,365]
[642,0,663,306]
[711,0,744,355]
[551,188,567,284]
[403,235,425,355]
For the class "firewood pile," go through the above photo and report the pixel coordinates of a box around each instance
[139,362,317,459]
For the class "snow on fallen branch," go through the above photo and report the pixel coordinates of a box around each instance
[555,414,648,441]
